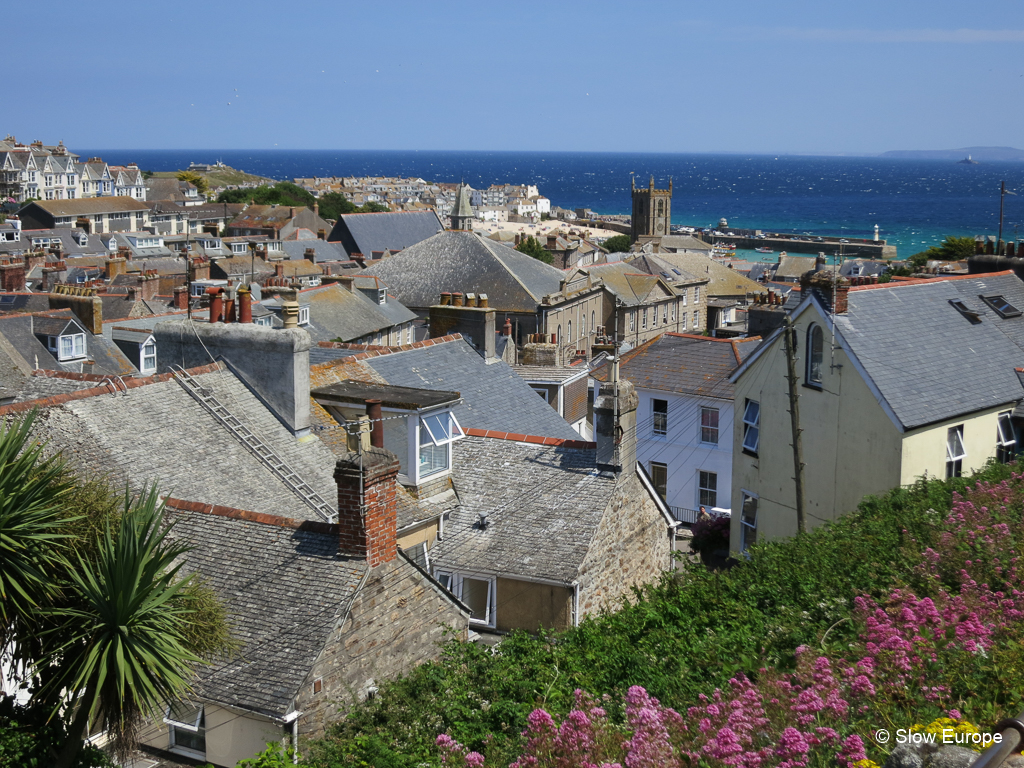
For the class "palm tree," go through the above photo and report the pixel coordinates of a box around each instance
[0,410,71,660]
[38,488,201,768]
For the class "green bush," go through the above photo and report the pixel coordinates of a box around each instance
[304,462,1019,766]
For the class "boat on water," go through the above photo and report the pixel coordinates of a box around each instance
[755,247,774,253]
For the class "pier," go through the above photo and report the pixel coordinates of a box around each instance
[710,233,897,260]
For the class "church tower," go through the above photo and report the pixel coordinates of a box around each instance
[630,175,672,243]
[450,183,474,232]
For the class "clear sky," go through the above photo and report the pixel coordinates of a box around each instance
[9,0,1024,154]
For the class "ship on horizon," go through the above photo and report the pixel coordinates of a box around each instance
[958,154,980,165]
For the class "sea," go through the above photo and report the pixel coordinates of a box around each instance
[79,149,1024,260]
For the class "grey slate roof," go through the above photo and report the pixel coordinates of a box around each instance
[163,507,366,718]
[0,312,137,376]
[0,294,51,314]
[634,252,766,298]
[431,437,615,583]
[363,339,581,439]
[20,367,339,521]
[280,239,346,263]
[327,211,444,257]
[308,345,363,366]
[592,333,761,399]
[362,230,566,312]
[827,273,1024,429]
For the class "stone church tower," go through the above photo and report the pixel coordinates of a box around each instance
[450,183,474,232]
[630,175,672,243]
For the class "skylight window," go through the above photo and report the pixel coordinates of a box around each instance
[980,294,1022,319]
[949,299,982,325]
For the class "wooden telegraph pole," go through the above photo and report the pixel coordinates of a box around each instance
[782,316,807,534]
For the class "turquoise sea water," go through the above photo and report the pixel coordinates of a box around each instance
[81,149,1024,258]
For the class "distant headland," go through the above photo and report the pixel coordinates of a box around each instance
[879,146,1024,162]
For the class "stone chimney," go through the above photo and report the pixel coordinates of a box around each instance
[48,285,103,335]
[173,285,189,310]
[191,257,210,281]
[153,318,312,435]
[594,371,638,475]
[429,292,496,359]
[334,447,400,567]
[104,257,127,280]
[521,341,558,366]
[141,273,160,301]
[800,269,850,315]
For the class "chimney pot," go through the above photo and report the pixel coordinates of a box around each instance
[478,293,488,308]
[452,292,464,307]
[439,291,452,306]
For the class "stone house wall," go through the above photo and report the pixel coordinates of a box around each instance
[575,472,672,616]
[295,554,468,738]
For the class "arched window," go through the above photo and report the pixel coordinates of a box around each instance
[657,199,664,217]
[567,320,572,342]
[557,324,561,343]
[581,313,587,338]
[806,324,824,386]
[591,311,595,334]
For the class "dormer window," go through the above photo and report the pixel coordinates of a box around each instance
[980,294,1022,319]
[418,411,465,478]
[48,333,86,361]
[378,289,386,305]
[141,340,157,372]
[298,307,310,326]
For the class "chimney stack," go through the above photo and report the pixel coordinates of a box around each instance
[365,399,384,448]
[594,371,638,475]
[429,293,496,359]
[207,286,224,322]
[334,447,400,567]
[502,317,512,336]
[173,285,189,310]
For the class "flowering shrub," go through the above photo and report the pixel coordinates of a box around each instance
[690,513,731,554]
[433,474,1024,768]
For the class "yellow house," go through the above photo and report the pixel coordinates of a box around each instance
[729,270,1024,551]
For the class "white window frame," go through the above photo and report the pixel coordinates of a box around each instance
[662,304,668,324]
[417,410,465,479]
[629,311,635,331]
[946,424,966,479]
[434,571,496,627]
[141,340,157,372]
[997,411,1017,463]
[531,386,549,402]
[695,286,701,303]
[57,333,86,361]
[700,406,719,445]
[298,306,310,326]
[642,308,648,329]
[164,701,206,760]
[742,399,760,454]
[698,470,718,508]
[740,491,758,552]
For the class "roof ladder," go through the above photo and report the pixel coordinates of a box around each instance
[169,365,336,522]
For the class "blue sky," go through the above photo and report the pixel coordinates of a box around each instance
[9,0,1024,154]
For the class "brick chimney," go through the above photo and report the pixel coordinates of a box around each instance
[141,273,160,301]
[0,260,26,292]
[173,285,189,310]
[334,447,400,567]
[105,257,127,280]
[800,269,850,315]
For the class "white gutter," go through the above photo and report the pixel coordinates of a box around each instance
[572,582,580,627]
[282,710,302,765]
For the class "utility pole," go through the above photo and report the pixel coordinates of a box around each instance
[782,316,806,534]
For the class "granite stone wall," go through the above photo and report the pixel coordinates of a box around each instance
[575,472,671,617]
[295,555,468,738]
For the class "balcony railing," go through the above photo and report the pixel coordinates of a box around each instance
[670,506,699,525]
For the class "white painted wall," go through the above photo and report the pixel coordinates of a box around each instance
[635,388,735,515]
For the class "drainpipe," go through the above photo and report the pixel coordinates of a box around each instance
[572,581,580,627]
[281,710,302,764]
[365,399,383,448]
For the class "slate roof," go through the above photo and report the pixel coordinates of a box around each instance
[512,364,588,384]
[0,311,136,376]
[361,338,581,439]
[25,196,149,216]
[633,252,766,298]
[774,254,818,280]
[363,230,566,312]
[656,234,714,252]
[13,366,339,521]
[162,505,366,718]
[280,239,347,263]
[584,262,674,306]
[308,345,364,365]
[431,437,616,583]
[0,228,106,258]
[328,211,444,257]
[616,253,702,287]
[298,283,415,343]
[592,332,760,399]
[827,272,1024,429]
[0,293,51,315]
